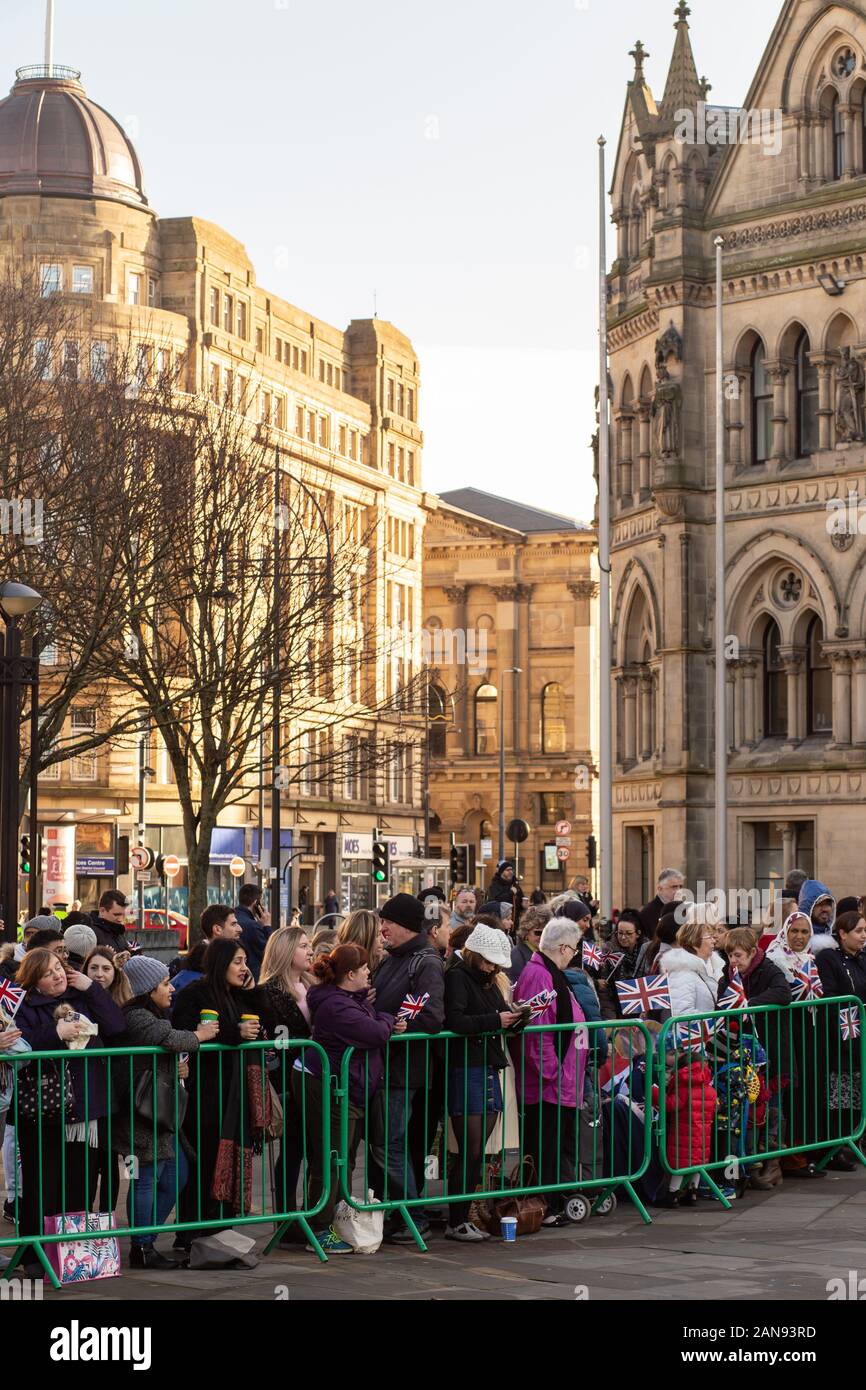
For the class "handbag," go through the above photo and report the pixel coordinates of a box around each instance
[265,1081,284,1142]
[43,1212,121,1286]
[132,1068,189,1132]
[473,1156,547,1237]
[333,1192,384,1254]
[16,1058,74,1123]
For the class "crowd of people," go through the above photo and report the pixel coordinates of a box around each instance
[0,858,862,1272]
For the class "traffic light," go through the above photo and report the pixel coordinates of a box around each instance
[449,843,468,885]
[371,838,389,885]
[586,835,597,870]
[19,836,30,875]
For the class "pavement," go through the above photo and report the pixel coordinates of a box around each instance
[30,1166,866,1302]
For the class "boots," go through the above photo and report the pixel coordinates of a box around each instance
[750,1159,783,1190]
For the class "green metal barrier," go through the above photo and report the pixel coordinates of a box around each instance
[337,1017,655,1249]
[656,995,866,1208]
[0,1037,331,1287]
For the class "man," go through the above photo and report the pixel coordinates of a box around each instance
[638,867,684,940]
[798,878,836,936]
[449,885,478,930]
[488,859,524,921]
[89,890,132,953]
[369,893,445,1244]
[168,904,242,984]
[784,868,808,902]
[234,884,273,982]
[323,888,340,918]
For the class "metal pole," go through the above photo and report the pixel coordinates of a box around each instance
[28,630,40,920]
[498,677,505,862]
[44,0,54,75]
[423,665,431,857]
[1,621,22,940]
[137,725,147,934]
[270,447,282,929]
[597,136,613,919]
[714,235,728,899]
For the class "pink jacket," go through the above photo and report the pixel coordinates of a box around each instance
[511,955,587,1108]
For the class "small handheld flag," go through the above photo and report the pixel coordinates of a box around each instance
[615,974,672,1017]
[0,978,25,1022]
[603,950,624,973]
[840,1006,861,1041]
[790,957,823,1002]
[397,992,430,1023]
[523,988,557,1020]
[718,967,747,1011]
[582,941,603,972]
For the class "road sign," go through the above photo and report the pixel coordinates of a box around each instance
[557,846,570,862]
[130,845,154,872]
[229,855,246,878]
[555,820,572,837]
[556,836,571,848]
[135,870,151,884]
[162,854,181,879]
[506,818,531,843]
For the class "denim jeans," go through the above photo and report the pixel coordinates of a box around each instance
[369,1086,419,1206]
[127,1143,189,1249]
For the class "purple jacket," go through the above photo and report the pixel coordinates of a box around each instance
[511,955,587,1108]
[16,982,126,1123]
[306,983,395,1106]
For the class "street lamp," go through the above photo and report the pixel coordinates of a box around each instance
[498,666,522,863]
[0,581,42,939]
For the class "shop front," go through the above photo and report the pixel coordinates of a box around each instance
[340,831,374,912]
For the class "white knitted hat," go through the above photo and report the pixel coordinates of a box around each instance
[464,924,512,969]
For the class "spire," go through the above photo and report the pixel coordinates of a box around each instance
[658,1,703,125]
[629,39,649,84]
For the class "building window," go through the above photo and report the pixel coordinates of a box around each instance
[388,442,396,476]
[292,345,300,370]
[339,423,348,455]
[71,707,98,781]
[210,287,220,326]
[806,615,832,733]
[237,302,248,339]
[34,339,52,380]
[134,344,150,386]
[327,363,334,386]
[832,92,845,180]
[223,293,234,334]
[539,792,570,825]
[256,326,264,353]
[474,683,498,755]
[795,332,819,457]
[397,382,404,416]
[127,272,143,306]
[408,387,415,421]
[429,682,448,757]
[306,411,315,443]
[387,378,395,412]
[63,341,80,382]
[295,404,304,436]
[224,368,234,404]
[210,363,221,403]
[317,415,329,447]
[763,620,787,737]
[751,340,772,465]
[148,277,158,308]
[90,341,108,381]
[541,681,567,753]
[40,263,62,296]
[72,265,94,295]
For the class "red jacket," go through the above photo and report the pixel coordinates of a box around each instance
[665,1059,717,1169]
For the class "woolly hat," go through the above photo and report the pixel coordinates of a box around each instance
[24,914,62,934]
[63,923,97,960]
[380,893,426,933]
[124,955,169,996]
[417,885,446,903]
[465,924,512,969]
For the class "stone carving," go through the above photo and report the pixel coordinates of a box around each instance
[651,368,682,460]
[654,322,683,371]
[835,347,865,443]
[831,530,855,552]
[725,201,866,250]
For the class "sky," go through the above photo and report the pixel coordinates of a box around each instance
[6,0,784,523]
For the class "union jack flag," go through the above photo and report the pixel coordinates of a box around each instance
[601,1065,631,1098]
[718,968,747,1011]
[582,941,603,971]
[790,957,823,1002]
[615,974,672,1017]
[524,988,557,1019]
[397,992,430,1023]
[0,978,25,1021]
[672,1018,719,1050]
[840,1007,861,1041]
[603,951,624,973]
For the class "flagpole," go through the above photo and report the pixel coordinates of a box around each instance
[714,235,727,906]
[597,136,613,920]
[45,0,54,76]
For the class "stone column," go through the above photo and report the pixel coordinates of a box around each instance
[623,675,638,763]
[779,821,795,880]
[620,411,634,504]
[492,585,520,753]
[851,648,866,746]
[639,673,653,760]
[741,657,758,747]
[730,660,743,750]
[796,114,810,185]
[811,354,835,451]
[829,650,853,747]
[841,104,857,178]
[637,403,651,498]
[674,167,689,211]
[613,210,626,262]
[725,367,747,470]
[765,361,789,464]
[444,584,470,756]
[780,648,805,745]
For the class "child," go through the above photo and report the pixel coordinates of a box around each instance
[662,1050,717,1207]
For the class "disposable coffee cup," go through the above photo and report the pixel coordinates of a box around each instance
[200,1010,219,1025]
[501,1216,517,1242]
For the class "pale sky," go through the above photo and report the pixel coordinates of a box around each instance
[5,0,782,523]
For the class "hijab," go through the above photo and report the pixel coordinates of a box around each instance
[766,911,813,980]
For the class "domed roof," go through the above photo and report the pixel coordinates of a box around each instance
[0,66,148,211]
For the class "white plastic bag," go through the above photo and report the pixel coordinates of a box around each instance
[332,1192,384,1254]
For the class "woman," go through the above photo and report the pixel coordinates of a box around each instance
[310,929,338,960]
[597,911,647,1020]
[442,926,521,1241]
[115,956,219,1269]
[14,947,126,1273]
[658,922,719,1206]
[764,912,823,1176]
[508,906,549,985]
[664,921,719,1017]
[172,939,276,1243]
[259,927,314,1231]
[636,909,679,977]
[84,947,132,1008]
[338,910,384,969]
[512,918,588,1227]
[83,945,133,1212]
[299,944,399,1255]
[813,910,866,1172]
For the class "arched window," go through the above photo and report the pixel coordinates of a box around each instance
[806,616,832,733]
[428,682,448,758]
[795,332,819,457]
[832,92,845,179]
[751,340,772,465]
[763,620,787,738]
[541,682,567,754]
[474,683,498,755]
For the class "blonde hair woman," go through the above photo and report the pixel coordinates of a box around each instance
[337,909,384,969]
[260,926,316,1030]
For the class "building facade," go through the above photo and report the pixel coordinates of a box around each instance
[423,489,597,897]
[0,61,427,919]
[607,0,866,906]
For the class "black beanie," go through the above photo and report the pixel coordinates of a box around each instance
[381,893,426,933]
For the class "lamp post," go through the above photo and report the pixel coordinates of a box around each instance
[0,582,43,941]
[498,666,522,863]
[714,235,728,900]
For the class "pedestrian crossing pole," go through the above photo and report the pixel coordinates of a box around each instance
[597,136,613,920]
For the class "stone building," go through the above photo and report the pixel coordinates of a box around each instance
[423,488,597,897]
[0,60,427,919]
[607,0,866,906]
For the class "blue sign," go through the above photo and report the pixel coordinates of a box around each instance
[209,828,245,866]
[250,828,294,857]
[76,855,115,876]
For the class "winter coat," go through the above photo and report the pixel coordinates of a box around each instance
[718,948,792,1073]
[371,930,445,1090]
[235,906,274,983]
[512,954,587,1109]
[813,936,866,1078]
[663,949,718,1018]
[170,968,203,998]
[563,967,608,1064]
[112,1004,200,1162]
[88,912,133,954]
[508,940,534,985]
[665,1059,717,1168]
[488,866,524,919]
[259,978,311,1041]
[638,894,666,940]
[798,879,836,935]
[305,983,394,1106]
[15,981,126,1124]
[443,958,508,1070]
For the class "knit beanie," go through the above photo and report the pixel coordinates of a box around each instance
[380,893,426,933]
[124,955,169,997]
[63,923,97,960]
[25,914,63,934]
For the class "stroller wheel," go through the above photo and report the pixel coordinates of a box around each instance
[564,1194,591,1224]
[594,1192,617,1217]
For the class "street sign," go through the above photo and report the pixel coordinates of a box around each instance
[162,854,181,879]
[555,820,572,837]
[556,836,571,848]
[557,846,570,862]
[135,870,151,883]
[229,855,246,878]
[506,818,531,844]
[130,845,154,872]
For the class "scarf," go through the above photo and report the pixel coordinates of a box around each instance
[766,912,813,980]
[539,951,574,1064]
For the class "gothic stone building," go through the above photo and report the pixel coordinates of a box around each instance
[608,0,866,906]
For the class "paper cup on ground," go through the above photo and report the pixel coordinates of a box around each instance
[500,1216,517,1242]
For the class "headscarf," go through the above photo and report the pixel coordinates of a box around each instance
[766,911,813,981]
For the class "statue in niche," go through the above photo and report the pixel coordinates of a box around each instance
[652,361,682,459]
[835,347,864,444]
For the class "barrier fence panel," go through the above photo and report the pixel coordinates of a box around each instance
[338,1018,654,1249]
[1,1038,331,1288]
[656,996,866,1207]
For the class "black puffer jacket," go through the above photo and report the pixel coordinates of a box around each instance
[443,957,508,1070]
[814,937,866,1077]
